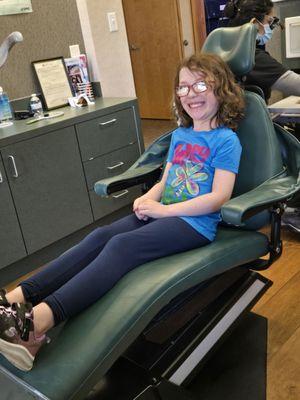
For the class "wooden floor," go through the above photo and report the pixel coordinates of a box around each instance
[253,228,300,400]
[141,118,177,147]
[4,119,300,400]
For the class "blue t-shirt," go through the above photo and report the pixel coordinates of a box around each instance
[161,126,242,241]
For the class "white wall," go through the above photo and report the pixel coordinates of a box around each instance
[76,0,136,97]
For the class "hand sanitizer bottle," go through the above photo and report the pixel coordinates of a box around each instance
[0,86,13,127]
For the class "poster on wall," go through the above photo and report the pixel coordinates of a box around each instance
[0,0,32,16]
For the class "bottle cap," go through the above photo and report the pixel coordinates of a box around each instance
[31,93,37,97]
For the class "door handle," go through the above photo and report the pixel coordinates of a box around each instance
[8,155,19,178]
[112,190,129,199]
[107,161,124,170]
[0,169,3,183]
[129,44,140,51]
[99,118,117,127]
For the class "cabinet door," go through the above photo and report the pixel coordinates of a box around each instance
[2,127,93,254]
[0,157,26,269]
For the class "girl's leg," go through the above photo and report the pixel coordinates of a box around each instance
[0,218,209,371]
[9,214,148,306]
[5,287,25,304]
[43,217,210,326]
[33,302,54,335]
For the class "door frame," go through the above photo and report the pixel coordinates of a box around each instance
[191,0,207,53]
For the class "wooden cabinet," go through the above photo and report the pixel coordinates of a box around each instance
[0,157,26,270]
[0,98,143,271]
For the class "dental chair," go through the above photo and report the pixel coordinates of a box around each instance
[0,23,300,400]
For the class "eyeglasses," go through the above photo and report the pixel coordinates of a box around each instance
[176,81,208,97]
[262,15,280,30]
[269,16,280,30]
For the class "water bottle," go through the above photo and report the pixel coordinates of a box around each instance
[0,86,13,126]
[30,93,43,118]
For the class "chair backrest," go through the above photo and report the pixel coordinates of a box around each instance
[202,22,284,228]
[233,90,284,228]
[201,23,257,77]
[234,91,283,198]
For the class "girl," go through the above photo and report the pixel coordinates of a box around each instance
[0,53,245,371]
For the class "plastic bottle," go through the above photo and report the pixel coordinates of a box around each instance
[0,86,13,126]
[30,93,43,118]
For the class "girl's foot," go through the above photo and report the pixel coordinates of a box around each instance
[0,301,49,371]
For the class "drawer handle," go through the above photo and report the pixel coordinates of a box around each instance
[112,189,129,199]
[0,170,3,184]
[8,155,19,178]
[107,161,124,170]
[99,118,117,127]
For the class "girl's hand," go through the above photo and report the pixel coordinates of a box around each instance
[137,199,167,219]
[133,196,149,220]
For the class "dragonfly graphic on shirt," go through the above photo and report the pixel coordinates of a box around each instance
[171,160,208,197]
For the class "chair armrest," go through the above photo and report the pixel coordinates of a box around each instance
[222,174,300,226]
[94,164,162,196]
[94,130,173,196]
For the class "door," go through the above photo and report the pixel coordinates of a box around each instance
[0,157,26,269]
[1,126,93,254]
[123,0,183,119]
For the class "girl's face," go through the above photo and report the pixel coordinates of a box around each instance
[178,67,219,131]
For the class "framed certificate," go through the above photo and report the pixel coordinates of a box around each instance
[32,57,73,110]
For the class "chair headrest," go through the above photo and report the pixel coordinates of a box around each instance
[201,23,257,77]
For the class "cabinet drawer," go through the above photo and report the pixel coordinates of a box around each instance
[84,143,140,190]
[76,108,137,161]
[90,186,142,220]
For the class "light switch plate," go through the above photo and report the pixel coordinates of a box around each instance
[107,12,118,32]
[69,44,80,57]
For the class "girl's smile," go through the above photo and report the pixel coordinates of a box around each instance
[188,101,205,108]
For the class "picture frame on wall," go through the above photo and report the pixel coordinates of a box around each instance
[32,57,73,110]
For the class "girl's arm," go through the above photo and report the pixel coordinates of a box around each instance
[137,168,236,219]
[271,70,300,97]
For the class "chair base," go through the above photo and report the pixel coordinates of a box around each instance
[87,267,270,400]
[85,312,267,400]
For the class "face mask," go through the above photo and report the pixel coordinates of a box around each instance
[257,23,273,45]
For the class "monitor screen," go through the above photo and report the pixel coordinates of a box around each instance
[285,16,300,58]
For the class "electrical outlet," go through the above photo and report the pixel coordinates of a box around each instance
[107,12,118,32]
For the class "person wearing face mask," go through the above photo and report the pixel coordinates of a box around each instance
[224,0,300,102]
[224,0,300,233]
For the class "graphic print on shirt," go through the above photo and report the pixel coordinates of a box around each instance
[162,142,210,205]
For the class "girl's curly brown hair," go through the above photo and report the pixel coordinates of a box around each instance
[174,53,245,131]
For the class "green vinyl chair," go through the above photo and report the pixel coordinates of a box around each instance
[0,23,299,400]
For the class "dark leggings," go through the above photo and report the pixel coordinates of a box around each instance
[21,214,210,325]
